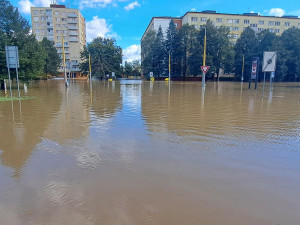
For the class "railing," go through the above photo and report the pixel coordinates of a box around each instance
[69,31,78,36]
[68,19,77,24]
[69,37,78,42]
[67,13,77,18]
[68,25,78,29]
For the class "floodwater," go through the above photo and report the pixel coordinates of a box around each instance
[0,80,300,225]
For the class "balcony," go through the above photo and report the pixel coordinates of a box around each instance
[68,25,78,30]
[68,19,77,24]
[55,43,69,47]
[67,13,77,18]
[69,31,78,36]
[69,37,78,42]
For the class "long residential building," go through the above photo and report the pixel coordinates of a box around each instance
[30,4,86,76]
[142,10,300,42]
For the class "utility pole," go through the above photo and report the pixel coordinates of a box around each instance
[62,35,68,87]
[168,51,171,81]
[202,27,207,87]
[241,55,245,81]
[89,53,92,81]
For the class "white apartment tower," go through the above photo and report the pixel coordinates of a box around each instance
[31,4,86,76]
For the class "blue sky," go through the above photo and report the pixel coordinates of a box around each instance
[9,0,300,62]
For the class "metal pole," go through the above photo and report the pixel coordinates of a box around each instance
[15,67,20,98]
[270,72,273,89]
[263,72,266,96]
[202,27,206,88]
[241,55,244,82]
[89,53,92,81]
[62,35,68,87]
[168,51,171,81]
[7,68,12,97]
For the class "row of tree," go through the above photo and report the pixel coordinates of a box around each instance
[0,0,60,82]
[141,19,300,81]
[80,37,142,78]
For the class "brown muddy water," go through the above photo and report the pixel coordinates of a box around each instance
[0,80,300,225]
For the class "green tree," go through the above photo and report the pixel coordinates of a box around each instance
[124,61,133,77]
[152,26,167,77]
[165,19,178,77]
[234,27,257,80]
[0,0,46,81]
[141,30,156,77]
[80,37,122,78]
[40,37,60,76]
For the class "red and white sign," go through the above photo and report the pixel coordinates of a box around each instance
[201,66,210,74]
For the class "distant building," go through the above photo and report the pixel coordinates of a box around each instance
[141,17,182,41]
[142,10,300,42]
[30,4,86,76]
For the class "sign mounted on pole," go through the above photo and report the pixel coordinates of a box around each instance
[201,66,210,74]
[262,51,277,72]
[251,57,259,80]
[5,46,19,69]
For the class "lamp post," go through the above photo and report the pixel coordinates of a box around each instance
[201,27,207,87]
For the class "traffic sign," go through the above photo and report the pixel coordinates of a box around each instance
[201,66,210,74]
[262,51,277,72]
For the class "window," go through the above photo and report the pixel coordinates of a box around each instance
[275,29,280,33]
[63,30,68,34]
[216,18,222,23]
[56,18,60,22]
[55,11,59,15]
[268,21,274,26]
[41,16,45,21]
[258,28,264,32]
[269,28,274,32]
[57,24,61,28]
[230,27,239,31]
[275,22,280,26]
[259,20,264,25]
[191,17,198,22]
[35,29,40,33]
[244,20,250,24]
[201,17,207,22]
[40,10,44,14]
[285,22,290,26]
[62,12,66,16]
[33,10,39,15]
[250,24,257,27]
[62,18,67,21]
[34,17,39,21]
[62,24,67,28]
[233,19,239,23]
[175,23,178,27]
[194,25,198,29]
[227,19,233,23]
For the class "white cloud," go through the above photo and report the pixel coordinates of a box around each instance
[191,8,196,12]
[266,8,286,17]
[18,0,55,14]
[79,0,113,9]
[124,1,140,11]
[123,44,140,63]
[86,16,118,42]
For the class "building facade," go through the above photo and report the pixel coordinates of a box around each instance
[183,11,300,41]
[142,11,300,42]
[30,4,86,76]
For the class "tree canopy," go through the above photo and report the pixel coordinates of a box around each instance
[0,0,60,81]
[80,37,122,78]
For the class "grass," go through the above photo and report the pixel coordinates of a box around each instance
[0,96,35,102]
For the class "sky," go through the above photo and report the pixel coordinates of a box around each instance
[9,0,300,62]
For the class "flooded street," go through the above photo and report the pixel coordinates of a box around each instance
[0,80,300,225]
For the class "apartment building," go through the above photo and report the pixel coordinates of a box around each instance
[142,10,300,42]
[31,4,86,76]
[142,17,182,40]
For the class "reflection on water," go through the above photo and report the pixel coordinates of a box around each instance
[0,80,300,225]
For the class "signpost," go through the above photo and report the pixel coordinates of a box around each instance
[249,57,259,90]
[262,52,277,96]
[5,46,20,98]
